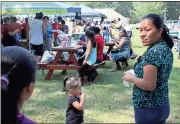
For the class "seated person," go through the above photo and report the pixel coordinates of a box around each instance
[92,27,105,63]
[109,28,131,72]
[78,30,97,83]
[78,27,105,65]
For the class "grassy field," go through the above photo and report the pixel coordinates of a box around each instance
[23,29,180,123]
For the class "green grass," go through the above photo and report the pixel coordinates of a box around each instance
[23,29,180,123]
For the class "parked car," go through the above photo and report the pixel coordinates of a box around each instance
[165,20,179,30]
[169,30,179,39]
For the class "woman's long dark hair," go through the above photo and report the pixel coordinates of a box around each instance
[142,14,174,49]
[85,29,96,48]
[1,46,37,124]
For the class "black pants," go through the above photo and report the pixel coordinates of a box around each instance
[79,63,90,78]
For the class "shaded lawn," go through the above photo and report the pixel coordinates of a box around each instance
[23,29,180,123]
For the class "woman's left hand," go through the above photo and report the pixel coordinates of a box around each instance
[122,72,135,83]
[83,60,87,65]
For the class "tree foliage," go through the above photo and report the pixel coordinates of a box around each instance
[131,2,165,23]
[69,2,179,23]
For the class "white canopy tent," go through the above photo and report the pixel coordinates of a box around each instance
[94,8,127,21]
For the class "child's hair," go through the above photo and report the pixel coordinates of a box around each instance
[1,46,37,124]
[62,76,82,93]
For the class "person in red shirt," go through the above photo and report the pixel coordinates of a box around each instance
[21,18,28,39]
[1,17,18,47]
[52,18,61,46]
[91,27,105,63]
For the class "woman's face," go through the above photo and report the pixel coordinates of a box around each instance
[43,18,48,23]
[139,19,163,46]
[119,30,125,37]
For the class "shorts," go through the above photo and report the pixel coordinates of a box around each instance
[31,43,44,56]
[44,38,53,51]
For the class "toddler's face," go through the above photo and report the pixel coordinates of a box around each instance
[73,86,81,97]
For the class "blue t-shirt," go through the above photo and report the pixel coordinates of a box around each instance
[80,35,85,42]
[46,24,53,39]
[103,31,110,42]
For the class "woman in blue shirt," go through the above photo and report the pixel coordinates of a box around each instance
[78,29,97,83]
[109,28,131,71]
[122,14,174,124]
[43,16,53,51]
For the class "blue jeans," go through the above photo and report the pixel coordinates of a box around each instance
[134,102,170,124]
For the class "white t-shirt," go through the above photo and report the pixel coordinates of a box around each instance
[91,23,95,27]
[29,19,43,45]
[124,24,132,32]
[116,21,122,28]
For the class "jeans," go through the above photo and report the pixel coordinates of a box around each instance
[134,102,170,124]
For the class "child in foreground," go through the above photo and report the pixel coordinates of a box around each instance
[62,76,86,124]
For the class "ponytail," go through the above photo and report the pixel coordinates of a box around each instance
[162,25,174,49]
[62,76,69,92]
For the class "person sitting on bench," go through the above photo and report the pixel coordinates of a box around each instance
[78,29,97,83]
[109,28,131,72]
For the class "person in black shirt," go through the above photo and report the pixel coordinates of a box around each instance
[62,76,86,124]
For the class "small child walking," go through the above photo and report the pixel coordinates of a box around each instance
[62,76,86,124]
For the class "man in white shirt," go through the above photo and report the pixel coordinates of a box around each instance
[116,18,123,29]
[28,13,47,63]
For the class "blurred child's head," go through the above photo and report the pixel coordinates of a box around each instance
[63,77,82,96]
[1,46,37,123]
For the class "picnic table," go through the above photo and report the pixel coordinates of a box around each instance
[38,46,82,80]
[105,42,115,61]
[105,42,115,54]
